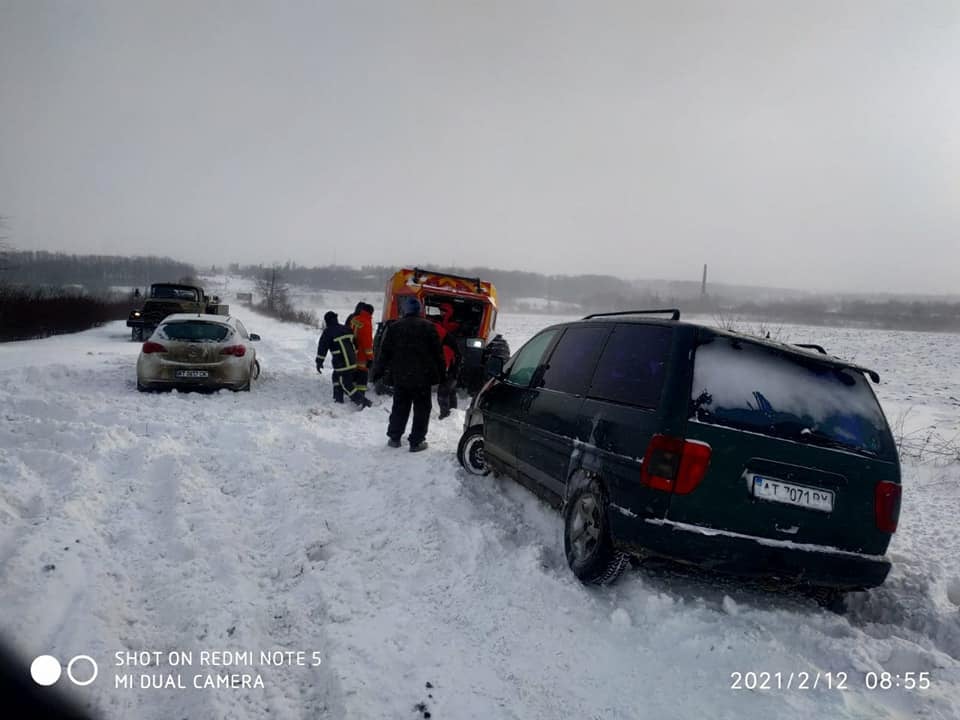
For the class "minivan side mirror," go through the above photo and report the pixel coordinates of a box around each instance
[485,355,505,379]
[249,333,261,342]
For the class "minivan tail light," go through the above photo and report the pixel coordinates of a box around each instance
[874,481,901,533]
[142,341,167,354]
[674,440,713,495]
[220,345,246,357]
[640,435,712,494]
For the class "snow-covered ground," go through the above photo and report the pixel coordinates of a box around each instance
[1,296,959,719]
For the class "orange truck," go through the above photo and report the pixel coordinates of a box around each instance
[373,267,510,394]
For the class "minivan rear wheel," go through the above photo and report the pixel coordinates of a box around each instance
[564,481,629,585]
[457,427,490,476]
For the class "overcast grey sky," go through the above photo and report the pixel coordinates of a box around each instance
[1,1,957,293]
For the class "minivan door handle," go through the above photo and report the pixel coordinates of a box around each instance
[520,391,535,413]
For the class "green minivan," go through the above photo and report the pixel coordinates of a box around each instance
[457,310,901,608]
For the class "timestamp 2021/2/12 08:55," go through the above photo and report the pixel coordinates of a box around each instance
[730,671,932,691]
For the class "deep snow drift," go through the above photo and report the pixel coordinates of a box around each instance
[1,297,958,719]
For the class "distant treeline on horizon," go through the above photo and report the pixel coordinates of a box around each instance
[0,250,194,290]
[0,252,957,332]
[224,262,960,331]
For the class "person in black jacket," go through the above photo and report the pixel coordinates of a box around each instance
[316,311,371,408]
[372,296,445,451]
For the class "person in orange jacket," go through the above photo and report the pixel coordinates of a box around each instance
[349,302,375,402]
[430,303,461,419]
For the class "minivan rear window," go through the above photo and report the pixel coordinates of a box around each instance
[691,337,894,459]
[540,326,610,395]
[587,324,672,408]
[159,321,231,342]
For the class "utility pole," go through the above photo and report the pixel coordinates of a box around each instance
[701,264,708,298]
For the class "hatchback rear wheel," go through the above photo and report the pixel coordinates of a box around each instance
[564,480,629,585]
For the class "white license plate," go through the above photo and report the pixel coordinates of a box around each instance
[175,369,209,379]
[751,474,834,512]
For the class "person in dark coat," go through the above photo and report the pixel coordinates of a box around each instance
[372,296,445,451]
[316,311,371,408]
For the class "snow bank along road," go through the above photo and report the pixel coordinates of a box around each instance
[1,307,959,720]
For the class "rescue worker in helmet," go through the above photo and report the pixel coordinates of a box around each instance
[316,311,372,408]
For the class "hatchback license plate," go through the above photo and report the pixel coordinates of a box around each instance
[175,369,209,379]
[751,474,834,512]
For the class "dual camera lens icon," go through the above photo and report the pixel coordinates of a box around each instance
[31,655,98,687]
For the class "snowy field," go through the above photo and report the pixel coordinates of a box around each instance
[1,291,959,719]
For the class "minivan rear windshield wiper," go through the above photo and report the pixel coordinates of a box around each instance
[799,427,877,456]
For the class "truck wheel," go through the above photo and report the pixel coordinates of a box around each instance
[463,371,482,396]
[457,427,490,476]
[563,480,629,586]
[132,327,143,342]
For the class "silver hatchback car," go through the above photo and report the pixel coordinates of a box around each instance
[136,314,261,392]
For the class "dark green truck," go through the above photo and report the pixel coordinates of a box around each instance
[127,283,229,341]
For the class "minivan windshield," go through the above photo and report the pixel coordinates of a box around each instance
[691,336,895,459]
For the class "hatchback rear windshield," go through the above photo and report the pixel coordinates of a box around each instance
[159,321,230,342]
[690,337,894,459]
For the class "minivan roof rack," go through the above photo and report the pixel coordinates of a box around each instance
[582,308,681,321]
[794,343,828,354]
[413,267,483,294]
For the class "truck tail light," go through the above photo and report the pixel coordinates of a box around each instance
[874,481,901,533]
[220,345,246,357]
[640,435,712,495]
[142,341,167,354]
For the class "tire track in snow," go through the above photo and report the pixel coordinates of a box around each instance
[0,327,347,719]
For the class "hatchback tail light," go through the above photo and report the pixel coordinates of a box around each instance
[142,341,167,354]
[874,481,901,533]
[220,345,246,357]
[641,435,712,495]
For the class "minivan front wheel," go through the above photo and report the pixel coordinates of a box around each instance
[457,427,490,476]
[564,481,629,585]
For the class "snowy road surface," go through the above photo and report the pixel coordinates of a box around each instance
[1,304,959,719]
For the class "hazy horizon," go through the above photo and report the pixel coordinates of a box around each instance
[2,1,958,295]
